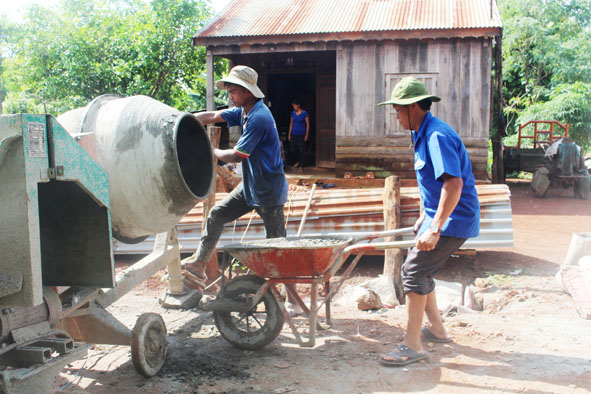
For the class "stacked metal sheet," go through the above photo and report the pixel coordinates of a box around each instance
[113,184,513,254]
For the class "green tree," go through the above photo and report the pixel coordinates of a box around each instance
[0,15,19,114]
[1,0,226,115]
[513,82,591,149]
[500,0,591,151]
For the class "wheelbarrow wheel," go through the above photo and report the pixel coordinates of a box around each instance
[131,312,167,377]
[214,275,284,350]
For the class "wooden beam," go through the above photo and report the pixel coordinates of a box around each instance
[206,50,215,111]
[382,176,404,304]
[492,33,505,184]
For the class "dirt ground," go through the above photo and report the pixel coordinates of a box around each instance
[50,181,591,394]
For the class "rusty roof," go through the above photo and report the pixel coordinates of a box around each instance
[195,0,502,42]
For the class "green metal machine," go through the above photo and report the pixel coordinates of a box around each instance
[0,98,213,393]
[0,114,113,305]
[0,114,112,393]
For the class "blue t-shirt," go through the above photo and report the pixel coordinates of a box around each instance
[222,100,288,207]
[412,112,480,239]
[291,110,308,136]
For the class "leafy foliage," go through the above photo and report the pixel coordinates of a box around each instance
[1,0,227,115]
[515,82,591,149]
[500,0,591,151]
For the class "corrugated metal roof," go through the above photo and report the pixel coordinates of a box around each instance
[195,0,502,40]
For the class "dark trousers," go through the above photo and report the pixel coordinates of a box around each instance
[290,134,306,166]
[401,236,467,295]
[195,183,286,261]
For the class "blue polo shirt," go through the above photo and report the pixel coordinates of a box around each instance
[291,110,308,136]
[412,112,480,238]
[222,100,288,207]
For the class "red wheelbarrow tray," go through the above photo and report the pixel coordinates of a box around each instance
[219,228,416,281]
[220,235,353,279]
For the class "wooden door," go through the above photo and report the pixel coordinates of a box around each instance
[316,74,336,168]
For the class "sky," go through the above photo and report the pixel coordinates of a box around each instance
[0,0,232,23]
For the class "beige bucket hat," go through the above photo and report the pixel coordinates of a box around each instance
[378,76,440,106]
[216,65,265,99]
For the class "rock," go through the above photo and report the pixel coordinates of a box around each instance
[360,275,398,306]
[464,285,483,311]
[532,167,551,197]
[356,289,383,311]
[274,361,290,369]
[434,279,462,312]
[474,278,488,288]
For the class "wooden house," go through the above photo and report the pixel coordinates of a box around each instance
[193,0,503,180]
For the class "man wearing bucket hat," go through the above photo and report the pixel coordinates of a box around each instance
[182,65,288,289]
[377,77,480,366]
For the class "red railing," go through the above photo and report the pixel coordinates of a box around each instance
[518,120,569,148]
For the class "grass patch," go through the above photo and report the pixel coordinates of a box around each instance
[480,272,515,288]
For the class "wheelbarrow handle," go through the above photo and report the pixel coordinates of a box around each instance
[349,227,415,244]
[344,239,416,254]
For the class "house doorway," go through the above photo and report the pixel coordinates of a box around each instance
[268,73,316,167]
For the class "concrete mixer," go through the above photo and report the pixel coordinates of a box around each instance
[0,95,214,393]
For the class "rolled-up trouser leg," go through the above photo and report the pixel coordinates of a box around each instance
[255,205,287,238]
[401,236,467,296]
[196,183,251,262]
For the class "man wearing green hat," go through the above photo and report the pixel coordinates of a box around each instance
[378,77,480,366]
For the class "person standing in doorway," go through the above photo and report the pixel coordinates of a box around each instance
[377,77,480,366]
[287,99,309,171]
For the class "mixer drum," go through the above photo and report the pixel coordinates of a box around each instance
[58,95,214,243]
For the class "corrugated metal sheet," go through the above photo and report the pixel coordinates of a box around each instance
[113,184,513,254]
[196,0,502,39]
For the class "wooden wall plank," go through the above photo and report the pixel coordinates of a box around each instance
[334,37,492,180]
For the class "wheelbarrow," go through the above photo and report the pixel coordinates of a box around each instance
[202,228,416,349]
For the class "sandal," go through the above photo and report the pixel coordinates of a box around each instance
[379,344,428,366]
[421,327,452,343]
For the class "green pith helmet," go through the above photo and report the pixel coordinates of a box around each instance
[378,77,441,106]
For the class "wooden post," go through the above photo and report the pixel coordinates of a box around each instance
[206,50,215,111]
[203,126,221,282]
[382,175,404,304]
[491,33,505,184]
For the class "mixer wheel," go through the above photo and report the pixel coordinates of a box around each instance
[214,275,284,350]
[131,312,167,377]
